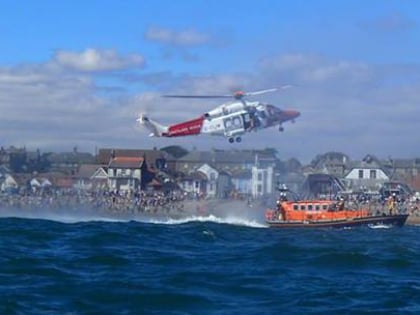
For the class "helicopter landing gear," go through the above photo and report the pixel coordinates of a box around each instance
[228,136,242,143]
[279,126,284,132]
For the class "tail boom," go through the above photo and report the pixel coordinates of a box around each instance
[137,115,204,138]
[137,115,168,137]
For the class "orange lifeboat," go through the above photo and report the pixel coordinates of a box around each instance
[265,198,408,228]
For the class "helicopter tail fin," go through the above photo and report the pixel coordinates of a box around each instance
[137,114,168,137]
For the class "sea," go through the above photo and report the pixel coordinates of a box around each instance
[0,208,419,315]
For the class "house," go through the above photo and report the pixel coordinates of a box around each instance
[48,148,95,175]
[391,158,420,182]
[231,170,252,196]
[73,164,108,190]
[193,163,233,199]
[300,173,345,198]
[196,164,219,198]
[29,177,52,190]
[251,164,275,197]
[107,156,144,191]
[309,152,349,178]
[0,166,19,193]
[176,149,277,198]
[97,148,175,172]
[178,171,207,197]
[175,149,277,175]
[344,154,390,192]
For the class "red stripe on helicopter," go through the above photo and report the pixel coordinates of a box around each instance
[165,116,204,137]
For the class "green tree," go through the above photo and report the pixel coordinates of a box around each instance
[160,145,189,159]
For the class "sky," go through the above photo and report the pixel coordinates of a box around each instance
[1,0,420,163]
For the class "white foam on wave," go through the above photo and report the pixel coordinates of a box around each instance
[146,214,268,228]
[0,208,268,228]
[368,223,393,229]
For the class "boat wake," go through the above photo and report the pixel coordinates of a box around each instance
[368,223,393,229]
[146,214,267,228]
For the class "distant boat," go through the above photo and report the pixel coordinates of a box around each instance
[265,198,408,229]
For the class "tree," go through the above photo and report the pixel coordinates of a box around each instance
[160,145,189,159]
[285,158,302,172]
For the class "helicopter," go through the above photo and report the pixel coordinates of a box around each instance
[137,86,300,143]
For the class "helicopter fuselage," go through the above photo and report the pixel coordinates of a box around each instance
[160,101,300,142]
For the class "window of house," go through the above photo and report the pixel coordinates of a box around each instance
[370,170,377,179]
[257,173,262,181]
[358,170,363,179]
[257,184,262,193]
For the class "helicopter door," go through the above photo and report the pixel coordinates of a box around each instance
[242,113,252,130]
[223,114,245,136]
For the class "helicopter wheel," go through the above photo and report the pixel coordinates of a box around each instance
[235,136,242,143]
[279,126,284,132]
[228,137,234,143]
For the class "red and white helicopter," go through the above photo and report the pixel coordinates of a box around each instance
[137,86,300,143]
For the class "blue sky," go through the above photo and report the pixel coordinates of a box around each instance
[1,0,420,162]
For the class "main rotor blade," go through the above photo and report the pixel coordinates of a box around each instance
[162,85,293,99]
[246,85,292,96]
[162,95,232,99]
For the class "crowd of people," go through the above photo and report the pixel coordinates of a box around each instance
[1,187,420,224]
[349,193,420,217]
[0,188,200,216]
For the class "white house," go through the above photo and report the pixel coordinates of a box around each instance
[107,157,143,191]
[1,174,19,192]
[197,164,219,198]
[344,154,390,192]
[251,165,274,197]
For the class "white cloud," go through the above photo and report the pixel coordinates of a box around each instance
[1,50,420,162]
[53,48,145,72]
[258,54,374,84]
[254,54,420,161]
[144,26,211,46]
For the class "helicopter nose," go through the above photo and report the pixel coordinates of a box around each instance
[285,110,301,119]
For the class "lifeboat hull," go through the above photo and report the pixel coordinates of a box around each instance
[266,214,409,228]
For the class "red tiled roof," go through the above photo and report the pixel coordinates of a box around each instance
[109,156,144,169]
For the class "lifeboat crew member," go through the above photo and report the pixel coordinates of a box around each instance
[276,200,286,221]
[337,197,345,211]
[388,193,397,215]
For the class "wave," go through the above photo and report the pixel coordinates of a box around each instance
[146,214,267,228]
[368,223,393,229]
[0,207,267,228]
